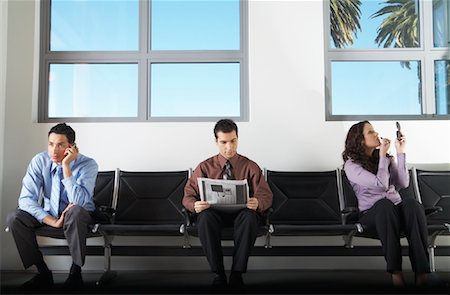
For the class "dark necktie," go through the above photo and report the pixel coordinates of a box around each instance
[223,161,235,180]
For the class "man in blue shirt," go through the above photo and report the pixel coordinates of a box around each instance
[7,123,98,289]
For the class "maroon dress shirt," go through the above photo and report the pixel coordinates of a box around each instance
[183,153,273,213]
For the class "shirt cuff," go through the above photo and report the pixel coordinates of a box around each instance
[36,211,50,223]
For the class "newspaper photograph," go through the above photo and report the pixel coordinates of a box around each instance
[198,178,249,208]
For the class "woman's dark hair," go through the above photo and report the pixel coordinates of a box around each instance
[342,121,389,174]
[48,123,76,144]
[214,119,238,139]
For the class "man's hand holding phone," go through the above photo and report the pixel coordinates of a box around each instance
[62,143,78,178]
[62,143,78,165]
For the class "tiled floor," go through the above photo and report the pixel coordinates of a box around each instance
[1,269,449,294]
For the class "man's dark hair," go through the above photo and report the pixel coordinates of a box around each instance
[48,123,76,144]
[214,119,238,139]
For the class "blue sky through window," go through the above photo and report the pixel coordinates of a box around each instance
[331,61,422,115]
[51,0,139,51]
[329,0,427,116]
[151,0,240,50]
[49,64,138,117]
[150,63,240,117]
[48,0,243,119]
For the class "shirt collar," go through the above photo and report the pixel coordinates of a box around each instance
[51,162,61,173]
[218,154,239,168]
[50,155,78,172]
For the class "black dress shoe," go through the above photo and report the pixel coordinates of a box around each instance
[21,272,54,290]
[229,272,245,290]
[211,275,228,291]
[63,272,84,289]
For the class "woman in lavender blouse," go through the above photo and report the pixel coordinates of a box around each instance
[343,121,429,287]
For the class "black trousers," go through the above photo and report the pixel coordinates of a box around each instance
[196,208,260,274]
[359,197,429,274]
[6,206,93,269]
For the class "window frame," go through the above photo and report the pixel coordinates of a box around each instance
[324,0,450,121]
[38,0,249,122]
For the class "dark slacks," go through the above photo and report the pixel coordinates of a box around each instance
[6,206,93,269]
[197,208,260,274]
[359,197,429,273]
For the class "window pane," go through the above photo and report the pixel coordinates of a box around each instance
[49,64,138,117]
[331,61,421,115]
[435,60,450,114]
[151,0,240,50]
[433,0,449,47]
[330,0,419,49]
[50,0,139,51]
[150,63,240,117]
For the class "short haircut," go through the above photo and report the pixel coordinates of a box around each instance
[48,123,76,144]
[214,119,238,139]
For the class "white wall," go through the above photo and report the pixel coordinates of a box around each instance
[0,1,8,265]
[1,0,449,271]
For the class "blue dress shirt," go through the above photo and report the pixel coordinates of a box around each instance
[18,151,98,223]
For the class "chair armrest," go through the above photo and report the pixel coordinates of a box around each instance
[424,206,443,217]
[342,206,358,215]
[261,208,273,226]
[342,207,359,224]
[95,206,116,224]
[182,207,196,227]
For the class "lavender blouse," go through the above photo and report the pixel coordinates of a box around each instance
[344,153,409,212]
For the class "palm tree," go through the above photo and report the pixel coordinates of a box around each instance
[371,0,419,48]
[330,0,362,48]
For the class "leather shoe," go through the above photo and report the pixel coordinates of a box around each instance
[63,272,84,289]
[21,272,54,290]
[211,275,227,291]
[229,272,245,290]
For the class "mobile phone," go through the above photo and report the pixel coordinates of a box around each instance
[64,143,76,155]
[396,122,402,140]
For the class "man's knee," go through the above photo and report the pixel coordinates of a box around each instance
[6,210,31,230]
[235,209,258,227]
[6,210,20,229]
[64,205,90,224]
[197,209,219,228]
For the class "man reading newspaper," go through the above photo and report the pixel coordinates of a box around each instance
[183,119,273,290]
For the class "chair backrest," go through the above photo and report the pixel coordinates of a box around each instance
[93,170,116,208]
[339,169,359,223]
[266,170,342,225]
[114,170,189,225]
[416,169,450,223]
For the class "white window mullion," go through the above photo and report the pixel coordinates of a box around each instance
[421,0,434,115]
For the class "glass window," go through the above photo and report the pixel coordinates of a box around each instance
[435,60,450,115]
[150,63,240,117]
[326,0,449,120]
[433,0,449,48]
[40,0,247,122]
[50,0,139,51]
[48,64,138,118]
[151,0,240,50]
[330,0,419,49]
[331,61,421,115]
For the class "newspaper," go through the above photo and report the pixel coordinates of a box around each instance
[198,178,249,209]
